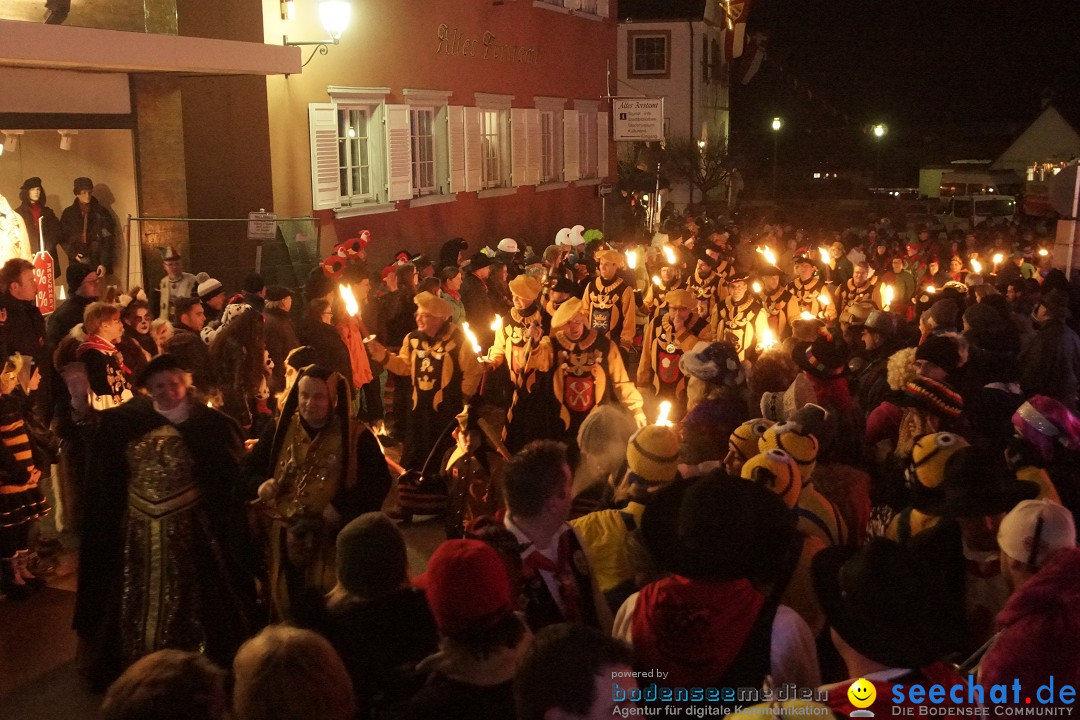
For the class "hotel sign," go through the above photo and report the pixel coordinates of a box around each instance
[612,98,665,142]
[436,24,540,65]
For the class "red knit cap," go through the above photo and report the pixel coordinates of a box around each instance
[415,539,512,636]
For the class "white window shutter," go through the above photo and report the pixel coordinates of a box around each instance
[464,107,483,192]
[308,103,340,210]
[448,105,466,194]
[510,108,529,187]
[525,109,541,185]
[596,111,610,179]
[563,109,580,182]
[384,104,413,202]
[596,0,609,17]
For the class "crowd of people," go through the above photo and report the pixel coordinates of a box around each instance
[1,210,1079,719]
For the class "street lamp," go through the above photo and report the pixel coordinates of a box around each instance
[770,117,782,199]
[285,0,352,67]
[871,123,888,189]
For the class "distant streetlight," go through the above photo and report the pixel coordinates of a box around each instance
[871,123,888,188]
[697,139,706,150]
[770,117,783,199]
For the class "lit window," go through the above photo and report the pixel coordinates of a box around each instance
[338,108,371,203]
[480,109,503,189]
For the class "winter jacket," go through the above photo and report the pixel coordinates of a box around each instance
[59,197,117,273]
[1018,319,1080,412]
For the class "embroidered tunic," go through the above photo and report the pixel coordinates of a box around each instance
[637,312,711,408]
[581,275,636,349]
[785,275,835,326]
[715,294,767,361]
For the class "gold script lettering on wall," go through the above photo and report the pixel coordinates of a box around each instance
[436,24,540,65]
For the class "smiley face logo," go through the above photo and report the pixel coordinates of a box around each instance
[848,678,877,710]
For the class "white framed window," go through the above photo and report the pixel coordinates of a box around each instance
[628,31,670,78]
[409,107,436,196]
[575,100,598,180]
[467,93,514,195]
[540,111,557,182]
[480,109,502,189]
[338,107,373,203]
[535,96,566,184]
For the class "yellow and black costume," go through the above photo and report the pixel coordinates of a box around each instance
[636,289,711,412]
[581,263,636,349]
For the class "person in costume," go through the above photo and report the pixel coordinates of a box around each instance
[77,301,133,410]
[834,261,883,319]
[757,263,790,340]
[248,364,392,621]
[539,298,646,445]
[641,256,681,322]
[682,251,722,325]
[714,273,767,362]
[487,274,557,452]
[368,291,483,470]
[786,254,835,327]
[157,246,198,322]
[580,249,636,352]
[636,289,711,416]
[74,355,255,690]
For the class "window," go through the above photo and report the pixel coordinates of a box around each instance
[535,96,566,185]
[480,109,504,189]
[338,107,372,203]
[409,107,436,196]
[540,111,557,182]
[579,110,596,179]
[629,31,670,78]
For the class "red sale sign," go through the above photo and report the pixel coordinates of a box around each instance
[33,252,55,315]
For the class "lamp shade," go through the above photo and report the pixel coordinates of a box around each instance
[319,0,351,40]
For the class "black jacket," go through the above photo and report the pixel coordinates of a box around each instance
[59,197,118,273]
[297,319,353,385]
[0,293,47,365]
[164,324,212,391]
[46,294,94,348]
[14,200,62,268]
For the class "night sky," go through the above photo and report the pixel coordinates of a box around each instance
[732,0,1080,172]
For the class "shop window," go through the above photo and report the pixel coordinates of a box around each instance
[629,32,670,78]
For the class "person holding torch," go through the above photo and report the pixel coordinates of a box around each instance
[636,289,711,418]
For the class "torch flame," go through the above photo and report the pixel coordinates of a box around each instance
[759,326,776,350]
[655,400,673,427]
[882,284,894,311]
[752,280,762,294]
[818,292,830,307]
[762,247,777,267]
[1039,248,1049,257]
[652,275,662,287]
[625,249,638,270]
[992,252,1004,266]
[338,283,359,317]
[799,311,815,320]
[663,245,677,266]
[490,314,503,333]
[461,322,482,355]
[818,246,831,265]
[970,258,982,274]
[926,285,936,294]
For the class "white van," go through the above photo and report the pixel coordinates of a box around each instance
[936,195,1016,231]
[938,170,1023,198]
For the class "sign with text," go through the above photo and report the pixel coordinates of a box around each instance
[32,251,55,315]
[613,98,665,142]
[247,211,277,243]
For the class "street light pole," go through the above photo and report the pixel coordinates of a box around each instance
[771,117,782,200]
[871,123,887,190]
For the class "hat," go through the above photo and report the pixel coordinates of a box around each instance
[416,539,513,636]
[759,422,819,481]
[963,302,1005,335]
[466,253,492,271]
[997,499,1077,568]
[725,271,750,285]
[508,274,541,302]
[759,263,783,277]
[915,336,961,376]
[242,272,265,294]
[569,225,586,246]
[413,291,453,319]
[840,299,875,328]
[921,299,959,331]
[790,315,826,343]
[863,310,895,336]
[791,403,836,454]
[197,278,224,302]
[793,330,847,379]
[913,446,1038,518]
[497,238,519,253]
[694,251,718,269]
[336,513,408,597]
[728,418,776,463]
[162,246,181,262]
[264,285,291,302]
[551,297,584,328]
[740,449,802,509]
[1039,289,1071,320]
[759,373,817,422]
[627,425,681,483]
[1012,396,1080,464]
[554,228,573,246]
[66,261,96,290]
[679,341,744,386]
[906,432,969,492]
[72,176,93,194]
[663,289,695,310]
[20,177,42,191]
[550,275,579,295]
[597,249,623,267]
[135,353,186,388]
[812,538,957,668]
[792,253,814,266]
[899,376,964,419]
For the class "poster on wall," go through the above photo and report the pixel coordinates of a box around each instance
[612,98,665,142]
[33,251,55,315]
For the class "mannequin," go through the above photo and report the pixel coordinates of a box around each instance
[0,193,32,264]
[59,177,117,277]
[15,177,62,273]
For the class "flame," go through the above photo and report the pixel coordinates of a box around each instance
[970,258,983,274]
[338,283,359,317]
[752,280,762,294]
[759,326,777,350]
[652,275,662,287]
[761,247,777,267]
[926,285,936,294]
[461,322,482,355]
[799,311,815,320]
[490,314,503,333]
[882,284,894,311]
[206,400,214,408]
[663,245,677,266]
[817,292,830,307]
[1039,248,1050,257]
[655,400,673,427]
[818,246,831,265]
[625,249,638,270]
[992,252,1004,266]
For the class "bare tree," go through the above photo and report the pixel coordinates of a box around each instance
[662,137,738,205]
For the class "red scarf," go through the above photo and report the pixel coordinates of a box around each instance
[632,575,764,688]
[521,530,582,622]
[77,334,132,376]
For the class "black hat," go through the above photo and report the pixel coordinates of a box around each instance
[284,345,319,373]
[466,253,492,271]
[725,271,750,285]
[913,446,1037,518]
[242,272,265,294]
[265,285,292,302]
[336,513,408,597]
[812,538,957,669]
[694,250,718,269]
[72,177,93,194]
[66,262,96,290]
[550,275,579,295]
[135,354,187,388]
[915,335,961,376]
[792,331,847,379]
[20,177,43,191]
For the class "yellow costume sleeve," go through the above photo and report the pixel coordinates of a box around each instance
[383,342,412,377]
[459,336,483,399]
[607,342,645,420]
[619,286,636,349]
[636,319,656,387]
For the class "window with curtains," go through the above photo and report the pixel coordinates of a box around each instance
[480,109,504,189]
[338,107,372,203]
[409,107,436,196]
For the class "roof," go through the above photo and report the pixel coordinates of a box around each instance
[619,0,707,22]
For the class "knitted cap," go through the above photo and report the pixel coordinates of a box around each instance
[793,331,847,379]
[336,513,408,597]
[962,302,1005,334]
[901,377,964,419]
[997,499,1076,568]
[907,432,969,490]
[627,425,681,483]
[728,419,775,462]
[915,335,961,376]
[197,278,224,302]
[416,539,512,637]
[759,422,819,481]
[740,449,802,509]
[508,274,541,302]
[1012,395,1080,464]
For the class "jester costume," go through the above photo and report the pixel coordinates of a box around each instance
[581,274,636,349]
[489,303,558,453]
[75,396,254,689]
[383,321,483,469]
[636,312,711,411]
[759,284,791,340]
[835,276,882,318]
[715,293,766,361]
[245,367,392,620]
[683,267,721,324]
[541,328,644,445]
[785,274,834,326]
